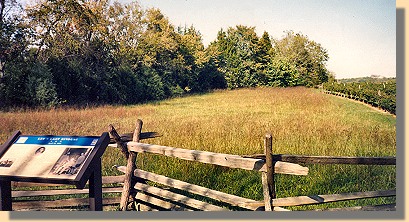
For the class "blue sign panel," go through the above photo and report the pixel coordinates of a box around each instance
[14,136,99,146]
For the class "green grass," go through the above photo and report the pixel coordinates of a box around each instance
[0,87,396,210]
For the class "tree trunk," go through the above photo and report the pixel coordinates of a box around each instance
[0,0,5,24]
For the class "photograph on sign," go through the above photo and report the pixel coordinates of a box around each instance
[0,136,98,180]
[49,148,90,176]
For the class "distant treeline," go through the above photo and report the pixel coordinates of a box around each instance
[1,0,332,109]
[337,76,396,83]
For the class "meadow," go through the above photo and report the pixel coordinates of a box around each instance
[0,87,396,210]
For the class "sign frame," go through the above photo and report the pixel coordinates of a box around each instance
[0,131,110,211]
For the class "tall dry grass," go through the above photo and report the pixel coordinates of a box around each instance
[0,87,396,210]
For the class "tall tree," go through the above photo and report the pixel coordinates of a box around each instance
[208,25,263,88]
[26,0,108,61]
[24,0,120,104]
[137,8,185,96]
[257,31,274,64]
[177,25,203,91]
[106,1,144,66]
[273,31,329,86]
[0,0,25,79]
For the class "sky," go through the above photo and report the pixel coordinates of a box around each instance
[124,0,396,79]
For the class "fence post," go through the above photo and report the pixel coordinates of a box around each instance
[108,124,129,158]
[261,133,275,211]
[88,158,102,211]
[0,180,12,211]
[119,119,143,211]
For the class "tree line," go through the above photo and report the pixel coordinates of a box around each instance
[1,0,332,109]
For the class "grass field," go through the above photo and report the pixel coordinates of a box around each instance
[0,87,396,210]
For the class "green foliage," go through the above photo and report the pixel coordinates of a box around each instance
[272,31,329,86]
[208,26,267,89]
[0,60,61,108]
[208,28,330,89]
[323,79,396,114]
[139,67,166,101]
[1,0,333,109]
[26,62,60,107]
[267,57,300,87]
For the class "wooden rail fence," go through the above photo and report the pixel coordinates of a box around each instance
[323,89,369,102]
[322,89,395,115]
[4,119,396,211]
[11,176,124,211]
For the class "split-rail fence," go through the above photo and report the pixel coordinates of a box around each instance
[5,120,396,211]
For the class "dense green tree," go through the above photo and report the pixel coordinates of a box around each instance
[176,26,204,92]
[25,0,121,105]
[0,0,52,107]
[137,8,180,96]
[267,57,300,87]
[209,25,264,88]
[323,79,396,114]
[106,1,143,66]
[273,31,329,86]
[1,0,27,79]
[257,31,274,64]
[26,0,107,61]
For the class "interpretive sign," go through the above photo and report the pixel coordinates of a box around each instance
[0,131,110,211]
[0,135,98,180]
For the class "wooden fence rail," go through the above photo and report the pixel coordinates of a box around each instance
[241,154,396,165]
[321,90,396,115]
[127,142,308,175]
[114,167,264,211]
[11,175,124,211]
[240,190,396,208]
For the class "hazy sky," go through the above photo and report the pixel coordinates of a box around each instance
[129,0,396,79]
